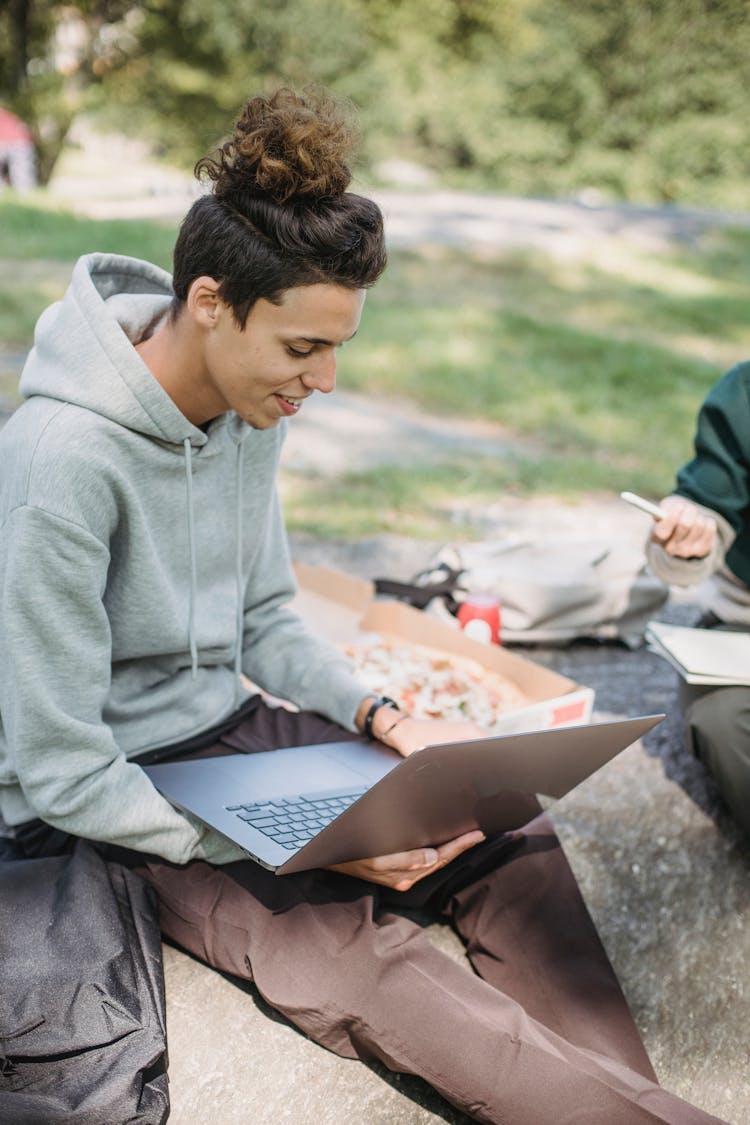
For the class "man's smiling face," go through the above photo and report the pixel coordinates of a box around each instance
[195,283,366,429]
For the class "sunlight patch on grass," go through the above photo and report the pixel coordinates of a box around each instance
[346,300,720,474]
[582,239,733,298]
[367,236,750,373]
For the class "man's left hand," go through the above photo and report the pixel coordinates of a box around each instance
[383,716,486,758]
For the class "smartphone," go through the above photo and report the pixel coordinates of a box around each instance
[619,491,666,520]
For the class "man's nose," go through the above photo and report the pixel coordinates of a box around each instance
[303,350,337,394]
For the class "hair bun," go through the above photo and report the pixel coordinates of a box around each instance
[196,87,358,205]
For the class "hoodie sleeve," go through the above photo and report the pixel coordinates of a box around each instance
[645,501,736,588]
[673,364,750,537]
[239,495,369,728]
[0,505,246,864]
[646,365,750,590]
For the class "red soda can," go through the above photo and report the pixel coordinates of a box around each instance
[456,593,501,645]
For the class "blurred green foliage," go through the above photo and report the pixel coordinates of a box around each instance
[2,0,750,205]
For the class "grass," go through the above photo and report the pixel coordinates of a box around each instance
[0,199,176,353]
[2,195,749,539]
[0,196,177,265]
[345,302,712,470]
[280,452,658,541]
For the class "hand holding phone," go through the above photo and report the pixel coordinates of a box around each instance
[622,491,718,560]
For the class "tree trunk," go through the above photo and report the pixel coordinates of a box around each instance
[8,0,31,93]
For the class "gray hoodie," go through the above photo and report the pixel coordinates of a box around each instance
[0,253,367,863]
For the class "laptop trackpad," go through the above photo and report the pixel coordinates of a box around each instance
[213,740,398,801]
[316,739,400,783]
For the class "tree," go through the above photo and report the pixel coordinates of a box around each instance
[2,0,748,204]
[94,0,539,180]
[0,1,142,184]
[499,0,750,202]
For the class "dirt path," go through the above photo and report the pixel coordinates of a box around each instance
[42,124,750,249]
[53,165,750,254]
[372,188,750,256]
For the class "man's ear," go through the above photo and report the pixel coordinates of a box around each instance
[187,276,222,327]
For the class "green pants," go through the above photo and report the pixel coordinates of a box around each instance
[681,678,750,835]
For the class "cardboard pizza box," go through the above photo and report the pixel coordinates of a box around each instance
[291,562,594,734]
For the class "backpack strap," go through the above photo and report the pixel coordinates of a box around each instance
[373,564,465,613]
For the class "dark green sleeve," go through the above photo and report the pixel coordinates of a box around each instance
[676,362,750,583]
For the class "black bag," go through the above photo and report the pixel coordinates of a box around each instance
[0,841,169,1124]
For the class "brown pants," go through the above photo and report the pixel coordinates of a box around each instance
[128,703,724,1125]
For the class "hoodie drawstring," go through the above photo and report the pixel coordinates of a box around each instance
[234,441,245,704]
[183,438,199,680]
[183,435,245,697]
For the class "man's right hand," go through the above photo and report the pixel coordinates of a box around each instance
[650,495,717,560]
[325,829,486,892]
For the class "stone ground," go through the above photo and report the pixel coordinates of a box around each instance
[159,523,750,1125]
[3,167,750,1122]
[105,466,750,1125]
[272,522,749,1125]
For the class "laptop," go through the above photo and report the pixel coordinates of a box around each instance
[143,713,663,875]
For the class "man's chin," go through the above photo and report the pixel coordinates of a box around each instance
[240,414,281,431]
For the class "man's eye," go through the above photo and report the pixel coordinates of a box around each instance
[287,345,312,358]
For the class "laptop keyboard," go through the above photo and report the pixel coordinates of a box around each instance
[226,786,370,851]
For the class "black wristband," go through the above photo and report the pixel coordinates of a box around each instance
[363,695,401,741]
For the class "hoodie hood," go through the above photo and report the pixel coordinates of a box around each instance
[18,253,256,683]
[21,252,215,447]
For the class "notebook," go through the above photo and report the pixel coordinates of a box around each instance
[646,621,750,686]
[144,713,664,875]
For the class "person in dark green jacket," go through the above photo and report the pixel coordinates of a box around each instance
[646,362,750,834]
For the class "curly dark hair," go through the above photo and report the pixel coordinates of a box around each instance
[171,88,386,326]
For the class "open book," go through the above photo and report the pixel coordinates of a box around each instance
[645,621,750,687]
